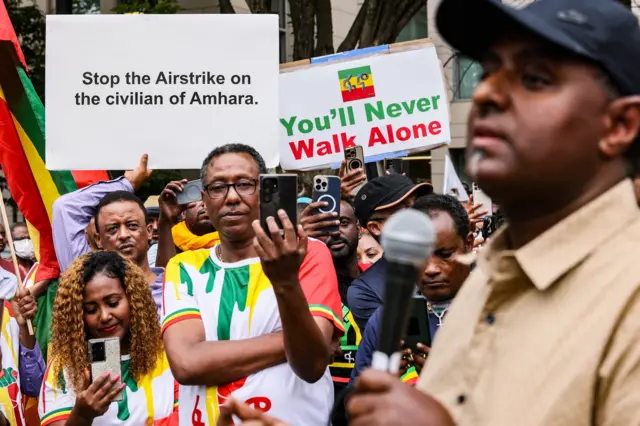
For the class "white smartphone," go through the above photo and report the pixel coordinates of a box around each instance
[88,338,123,402]
[472,182,492,218]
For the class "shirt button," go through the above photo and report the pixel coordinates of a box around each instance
[457,394,466,405]
[26,378,30,382]
[20,352,25,356]
[485,313,496,325]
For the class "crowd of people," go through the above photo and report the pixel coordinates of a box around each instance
[3,0,640,424]
[0,140,487,426]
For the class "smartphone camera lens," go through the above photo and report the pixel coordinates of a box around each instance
[315,178,321,184]
[321,182,327,187]
[315,185,321,191]
[91,342,106,362]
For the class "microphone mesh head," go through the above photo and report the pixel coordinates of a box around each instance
[380,209,435,267]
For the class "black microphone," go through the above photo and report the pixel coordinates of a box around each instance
[372,208,435,373]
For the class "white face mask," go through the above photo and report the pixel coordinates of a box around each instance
[14,239,34,260]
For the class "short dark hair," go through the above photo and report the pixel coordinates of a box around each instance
[94,191,149,231]
[412,194,470,242]
[200,143,267,183]
[11,222,27,232]
[340,196,355,216]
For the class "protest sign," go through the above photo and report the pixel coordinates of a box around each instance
[279,41,450,170]
[443,154,469,202]
[45,14,279,170]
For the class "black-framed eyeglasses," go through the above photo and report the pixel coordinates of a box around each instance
[204,179,258,199]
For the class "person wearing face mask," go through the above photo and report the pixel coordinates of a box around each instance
[11,223,35,276]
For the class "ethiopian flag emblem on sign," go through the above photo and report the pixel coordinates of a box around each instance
[338,65,376,102]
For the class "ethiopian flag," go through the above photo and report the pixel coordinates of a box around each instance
[0,1,108,283]
[338,65,376,103]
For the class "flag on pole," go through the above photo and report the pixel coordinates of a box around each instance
[443,154,469,202]
[0,1,109,282]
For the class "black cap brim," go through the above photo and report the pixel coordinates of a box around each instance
[436,0,596,63]
[375,182,433,212]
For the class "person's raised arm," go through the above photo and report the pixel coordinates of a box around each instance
[155,180,188,268]
[51,154,152,272]
[252,211,342,383]
[161,253,286,386]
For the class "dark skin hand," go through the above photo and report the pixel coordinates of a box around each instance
[347,369,456,426]
[57,369,125,426]
[251,210,335,383]
[12,287,37,350]
[412,343,430,375]
[299,202,340,239]
[155,179,196,268]
[218,398,289,426]
[339,160,367,197]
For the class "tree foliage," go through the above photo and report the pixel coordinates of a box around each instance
[5,0,46,101]
[112,0,182,14]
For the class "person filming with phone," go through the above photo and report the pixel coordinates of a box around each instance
[161,144,343,425]
[39,251,177,426]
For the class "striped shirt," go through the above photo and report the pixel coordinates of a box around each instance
[418,179,640,426]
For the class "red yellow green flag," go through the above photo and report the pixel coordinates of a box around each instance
[338,65,376,102]
[0,1,108,282]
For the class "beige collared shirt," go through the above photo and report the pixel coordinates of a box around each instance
[418,179,640,426]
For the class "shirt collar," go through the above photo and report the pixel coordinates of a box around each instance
[478,179,639,291]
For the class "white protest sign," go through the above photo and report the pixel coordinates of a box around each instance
[45,14,279,170]
[278,45,450,170]
[443,154,469,202]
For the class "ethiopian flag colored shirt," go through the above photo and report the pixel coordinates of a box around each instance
[38,352,178,426]
[161,238,344,426]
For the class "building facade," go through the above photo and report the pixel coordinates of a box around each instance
[33,0,640,191]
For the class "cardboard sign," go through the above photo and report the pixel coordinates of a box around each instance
[45,14,279,170]
[279,43,450,170]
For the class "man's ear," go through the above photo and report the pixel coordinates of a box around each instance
[600,96,640,158]
[465,232,475,252]
[367,221,382,239]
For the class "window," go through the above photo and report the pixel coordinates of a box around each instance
[272,0,287,63]
[455,56,482,100]
[396,5,428,42]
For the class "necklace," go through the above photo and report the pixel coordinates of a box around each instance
[216,244,224,262]
[427,301,450,328]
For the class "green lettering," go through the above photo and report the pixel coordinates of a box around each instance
[364,101,385,122]
[417,98,431,112]
[431,95,441,110]
[386,103,402,118]
[280,116,297,137]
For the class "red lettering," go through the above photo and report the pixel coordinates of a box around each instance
[289,138,315,160]
[245,397,272,413]
[317,141,332,156]
[428,121,442,135]
[332,134,340,152]
[368,127,387,146]
[412,123,427,138]
[340,132,357,149]
[385,124,396,143]
[397,127,411,141]
[192,395,205,426]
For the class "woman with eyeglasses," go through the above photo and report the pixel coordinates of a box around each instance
[39,251,177,426]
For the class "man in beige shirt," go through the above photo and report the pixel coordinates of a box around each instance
[346,0,640,425]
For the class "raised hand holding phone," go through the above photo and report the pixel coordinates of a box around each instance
[73,369,125,421]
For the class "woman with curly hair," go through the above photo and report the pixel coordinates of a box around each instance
[38,251,177,426]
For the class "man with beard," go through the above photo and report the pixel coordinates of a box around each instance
[347,0,640,425]
[303,198,368,426]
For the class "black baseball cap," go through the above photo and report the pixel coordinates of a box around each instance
[354,174,433,227]
[436,0,640,95]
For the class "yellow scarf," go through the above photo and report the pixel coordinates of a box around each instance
[171,221,220,251]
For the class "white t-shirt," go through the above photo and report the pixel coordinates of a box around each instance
[39,352,177,426]
[0,303,25,426]
[161,241,344,426]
